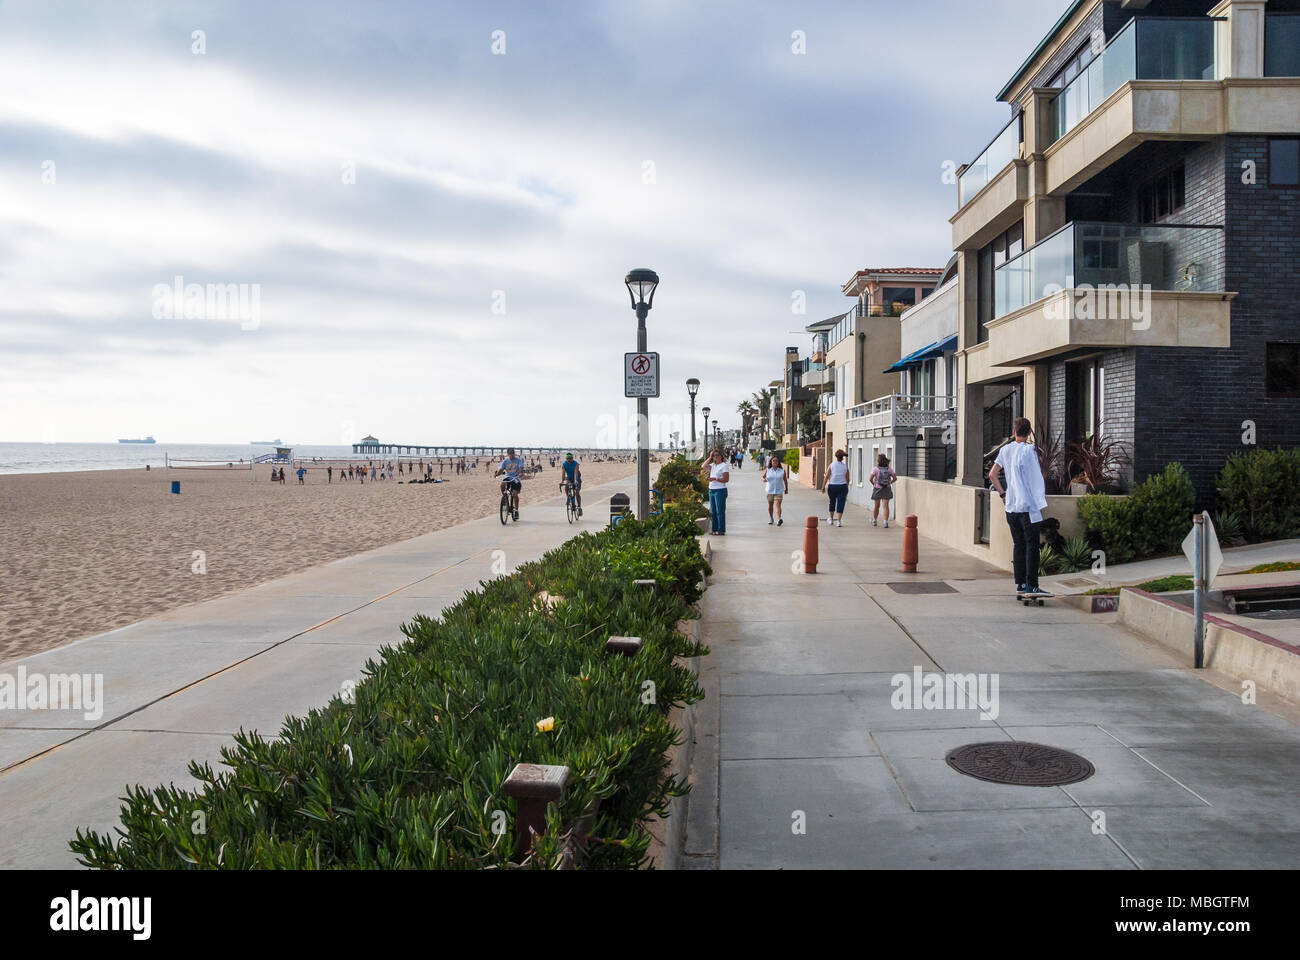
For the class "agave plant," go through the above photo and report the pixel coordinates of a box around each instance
[1038,545,1063,578]
[1211,510,1246,547]
[1060,536,1094,573]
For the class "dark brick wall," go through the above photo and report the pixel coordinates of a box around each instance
[1102,347,1136,487]
[1048,361,1067,440]
[1133,136,1300,503]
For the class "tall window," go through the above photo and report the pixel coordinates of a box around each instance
[1267,343,1300,397]
[1138,163,1186,222]
[977,221,1024,342]
[1068,357,1106,441]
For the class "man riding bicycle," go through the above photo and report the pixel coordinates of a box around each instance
[560,452,583,516]
[495,447,524,520]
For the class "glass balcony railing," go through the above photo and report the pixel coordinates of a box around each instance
[1266,15,1300,76]
[958,115,1023,207]
[1049,17,1215,146]
[994,221,1225,319]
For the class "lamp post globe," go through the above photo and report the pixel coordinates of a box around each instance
[624,268,659,520]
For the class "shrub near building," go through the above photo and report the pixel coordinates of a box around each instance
[70,509,710,870]
[1078,463,1195,565]
[1216,448,1300,543]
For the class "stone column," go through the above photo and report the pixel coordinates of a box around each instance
[1211,0,1268,80]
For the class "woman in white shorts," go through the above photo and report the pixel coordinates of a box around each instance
[762,454,789,526]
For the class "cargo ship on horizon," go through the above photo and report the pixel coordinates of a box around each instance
[117,437,156,444]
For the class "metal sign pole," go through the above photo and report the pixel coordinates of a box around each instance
[1193,512,1206,669]
[636,321,649,521]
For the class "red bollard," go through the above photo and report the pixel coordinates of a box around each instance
[803,516,819,574]
[902,515,918,573]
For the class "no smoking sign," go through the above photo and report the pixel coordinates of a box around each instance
[624,352,660,397]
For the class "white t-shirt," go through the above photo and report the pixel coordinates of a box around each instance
[827,460,850,485]
[709,462,730,490]
[764,466,786,495]
[994,440,1048,522]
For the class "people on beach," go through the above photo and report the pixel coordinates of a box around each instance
[823,450,850,527]
[989,417,1051,599]
[701,449,730,535]
[763,453,788,526]
[869,455,896,527]
[296,466,306,485]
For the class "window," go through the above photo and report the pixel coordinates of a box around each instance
[1270,139,1299,187]
[1138,163,1186,222]
[978,221,1024,341]
[1050,39,1099,89]
[1267,343,1300,397]
[858,447,865,485]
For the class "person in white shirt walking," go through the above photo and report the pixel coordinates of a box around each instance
[988,417,1052,598]
[762,454,789,526]
[700,449,731,535]
[823,449,851,527]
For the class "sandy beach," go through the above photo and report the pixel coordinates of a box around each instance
[0,458,637,663]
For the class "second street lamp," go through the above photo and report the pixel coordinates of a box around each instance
[702,405,711,452]
[625,268,659,521]
[686,378,700,446]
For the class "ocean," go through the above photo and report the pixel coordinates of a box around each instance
[0,443,358,475]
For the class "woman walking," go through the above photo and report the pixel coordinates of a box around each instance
[823,449,850,527]
[762,453,789,526]
[700,449,731,536]
[869,454,897,527]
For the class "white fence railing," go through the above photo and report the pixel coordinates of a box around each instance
[845,394,957,434]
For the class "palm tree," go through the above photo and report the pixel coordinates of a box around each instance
[752,389,774,441]
[737,400,757,449]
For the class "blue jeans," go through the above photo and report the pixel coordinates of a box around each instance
[827,484,849,515]
[709,488,728,533]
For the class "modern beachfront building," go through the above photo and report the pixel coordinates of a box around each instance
[895,0,1300,568]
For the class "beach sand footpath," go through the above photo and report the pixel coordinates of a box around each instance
[0,459,637,662]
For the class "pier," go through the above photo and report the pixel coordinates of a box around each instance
[349,438,634,458]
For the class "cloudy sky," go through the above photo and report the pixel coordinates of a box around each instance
[0,0,1067,447]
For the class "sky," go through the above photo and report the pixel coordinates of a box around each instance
[0,0,1070,447]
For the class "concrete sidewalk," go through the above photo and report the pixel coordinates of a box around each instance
[0,474,635,869]
[684,480,1300,869]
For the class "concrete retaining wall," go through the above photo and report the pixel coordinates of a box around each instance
[894,477,1086,572]
[1119,588,1300,704]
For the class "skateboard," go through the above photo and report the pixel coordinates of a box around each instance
[1016,591,1054,607]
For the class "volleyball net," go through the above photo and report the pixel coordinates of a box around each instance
[164,454,255,472]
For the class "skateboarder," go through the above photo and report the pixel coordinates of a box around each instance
[988,417,1052,600]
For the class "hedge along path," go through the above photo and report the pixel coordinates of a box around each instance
[70,510,711,870]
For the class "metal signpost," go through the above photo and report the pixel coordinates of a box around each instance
[1181,511,1222,669]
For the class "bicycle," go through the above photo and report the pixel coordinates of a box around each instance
[561,481,579,524]
[499,480,521,524]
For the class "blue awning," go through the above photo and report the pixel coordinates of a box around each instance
[883,334,958,373]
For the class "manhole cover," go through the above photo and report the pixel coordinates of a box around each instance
[887,581,957,595]
[945,742,1095,786]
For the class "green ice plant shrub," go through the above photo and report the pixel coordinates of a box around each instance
[70,508,710,870]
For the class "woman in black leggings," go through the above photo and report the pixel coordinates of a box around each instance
[822,449,851,527]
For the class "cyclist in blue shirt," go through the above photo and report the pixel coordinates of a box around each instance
[495,447,524,520]
[560,452,583,517]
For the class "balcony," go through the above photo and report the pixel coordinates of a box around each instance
[1048,18,1215,147]
[845,394,958,438]
[1042,16,1300,196]
[959,115,1023,207]
[985,221,1233,367]
[952,115,1028,249]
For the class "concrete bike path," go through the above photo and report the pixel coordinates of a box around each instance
[0,473,634,868]
[685,479,1300,869]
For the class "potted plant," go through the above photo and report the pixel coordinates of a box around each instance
[1067,435,1131,494]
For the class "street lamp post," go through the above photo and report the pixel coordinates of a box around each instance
[625,268,659,521]
[702,405,711,454]
[686,378,700,446]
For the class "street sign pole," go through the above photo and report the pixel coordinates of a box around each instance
[1193,512,1206,669]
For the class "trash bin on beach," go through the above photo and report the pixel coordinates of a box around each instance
[171,481,180,494]
[609,493,630,526]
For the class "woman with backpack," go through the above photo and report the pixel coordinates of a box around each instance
[869,454,896,527]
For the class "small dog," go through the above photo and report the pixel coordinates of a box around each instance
[1039,516,1067,552]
